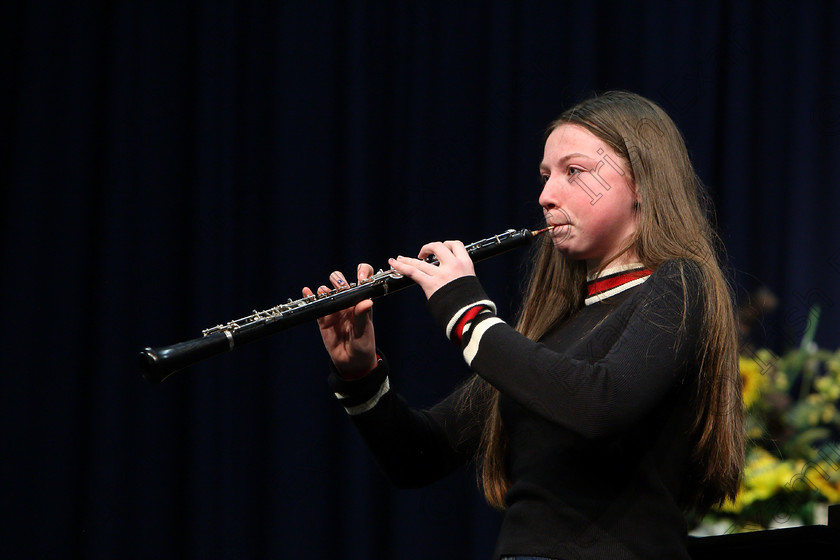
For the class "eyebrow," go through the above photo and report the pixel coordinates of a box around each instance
[539,152,592,171]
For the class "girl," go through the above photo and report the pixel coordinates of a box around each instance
[303,91,744,559]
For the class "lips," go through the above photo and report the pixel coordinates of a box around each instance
[544,208,571,227]
[544,209,572,243]
[544,215,572,244]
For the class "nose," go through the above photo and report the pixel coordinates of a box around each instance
[539,178,559,210]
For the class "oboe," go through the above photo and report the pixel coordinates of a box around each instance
[139,226,553,383]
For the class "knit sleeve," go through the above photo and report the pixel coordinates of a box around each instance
[328,353,482,488]
[426,260,704,440]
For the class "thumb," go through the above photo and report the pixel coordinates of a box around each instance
[352,298,373,336]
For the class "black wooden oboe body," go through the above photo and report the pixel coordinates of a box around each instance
[139,227,544,383]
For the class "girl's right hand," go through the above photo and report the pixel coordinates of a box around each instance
[302,263,378,379]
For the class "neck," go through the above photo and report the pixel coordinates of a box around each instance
[586,249,640,276]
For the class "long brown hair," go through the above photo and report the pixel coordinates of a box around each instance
[466,91,744,515]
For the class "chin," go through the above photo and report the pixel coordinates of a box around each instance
[553,245,579,259]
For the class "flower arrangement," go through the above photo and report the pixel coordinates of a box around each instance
[697,303,840,534]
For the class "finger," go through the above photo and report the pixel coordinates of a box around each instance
[389,256,416,278]
[310,285,332,327]
[445,241,476,274]
[330,270,350,289]
[354,298,373,316]
[418,241,449,262]
[357,262,374,282]
[424,241,462,268]
[352,298,373,336]
[390,255,438,276]
[444,240,470,261]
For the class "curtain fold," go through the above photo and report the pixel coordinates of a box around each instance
[2,2,839,558]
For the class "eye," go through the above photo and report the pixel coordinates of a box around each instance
[568,166,583,177]
[540,173,550,184]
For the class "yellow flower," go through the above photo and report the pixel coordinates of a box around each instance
[828,357,840,379]
[815,375,840,401]
[740,356,770,409]
[708,343,840,530]
[717,489,746,513]
[747,425,764,439]
[747,457,790,501]
[787,461,840,502]
[731,450,805,501]
[811,472,840,502]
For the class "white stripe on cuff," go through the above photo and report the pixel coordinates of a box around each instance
[462,317,504,367]
[444,299,497,339]
[336,377,391,416]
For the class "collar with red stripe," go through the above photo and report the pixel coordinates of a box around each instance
[585,264,652,306]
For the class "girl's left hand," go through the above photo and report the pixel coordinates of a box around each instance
[388,240,476,299]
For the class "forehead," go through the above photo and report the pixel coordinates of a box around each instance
[544,123,606,155]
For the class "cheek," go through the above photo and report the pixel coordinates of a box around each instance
[577,195,636,234]
[580,213,614,238]
[564,182,601,213]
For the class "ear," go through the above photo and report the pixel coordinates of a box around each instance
[629,180,640,209]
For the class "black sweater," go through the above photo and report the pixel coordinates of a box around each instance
[329,260,704,559]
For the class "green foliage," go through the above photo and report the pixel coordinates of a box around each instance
[700,306,840,532]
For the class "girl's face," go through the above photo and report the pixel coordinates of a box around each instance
[539,124,639,271]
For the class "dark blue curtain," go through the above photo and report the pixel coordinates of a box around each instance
[3,1,839,558]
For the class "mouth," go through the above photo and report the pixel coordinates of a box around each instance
[544,208,571,228]
[544,211,572,244]
[543,209,572,242]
